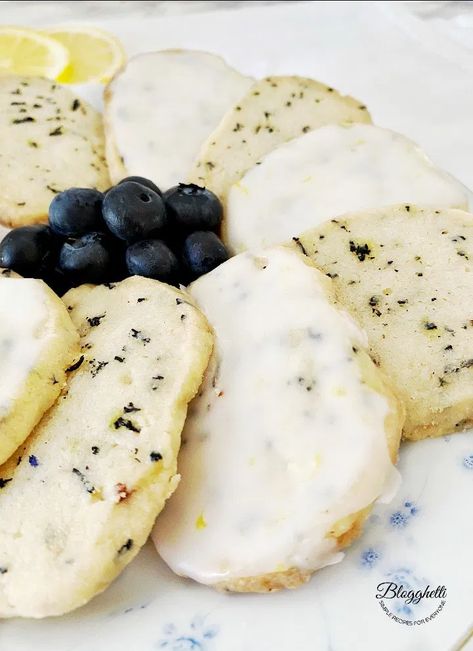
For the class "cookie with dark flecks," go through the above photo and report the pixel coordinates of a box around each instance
[0,275,212,618]
[299,204,473,440]
[0,75,109,227]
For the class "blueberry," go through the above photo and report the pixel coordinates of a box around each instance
[107,237,129,282]
[181,231,229,281]
[0,225,58,277]
[126,240,180,285]
[118,176,162,197]
[59,232,114,285]
[43,267,73,297]
[49,188,104,237]
[102,182,166,243]
[163,183,222,236]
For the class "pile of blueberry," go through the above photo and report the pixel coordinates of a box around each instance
[0,177,229,294]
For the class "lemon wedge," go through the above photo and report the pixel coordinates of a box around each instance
[0,26,69,79]
[44,26,125,84]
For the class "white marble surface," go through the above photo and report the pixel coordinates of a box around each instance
[0,0,472,25]
[0,1,289,21]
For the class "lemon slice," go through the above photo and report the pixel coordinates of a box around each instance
[0,26,69,79]
[44,26,125,84]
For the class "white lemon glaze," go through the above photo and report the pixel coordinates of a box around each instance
[226,124,470,252]
[0,278,50,418]
[106,50,253,189]
[153,247,399,585]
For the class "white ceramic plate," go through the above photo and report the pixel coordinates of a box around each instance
[1,3,472,650]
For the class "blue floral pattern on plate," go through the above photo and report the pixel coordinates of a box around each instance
[158,615,218,650]
[463,453,473,469]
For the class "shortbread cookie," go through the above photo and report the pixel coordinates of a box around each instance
[153,247,403,592]
[298,205,473,440]
[188,76,371,203]
[0,76,110,227]
[225,124,469,252]
[0,275,79,465]
[0,276,212,618]
[104,50,253,189]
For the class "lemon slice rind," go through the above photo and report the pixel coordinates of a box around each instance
[43,25,125,84]
[0,26,69,79]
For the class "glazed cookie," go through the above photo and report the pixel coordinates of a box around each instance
[189,76,371,203]
[0,76,110,227]
[224,124,469,252]
[298,205,473,439]
[0,276,212,618]
[0,274,79,465]
[153,246,404,592]
[104,50,253,189]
